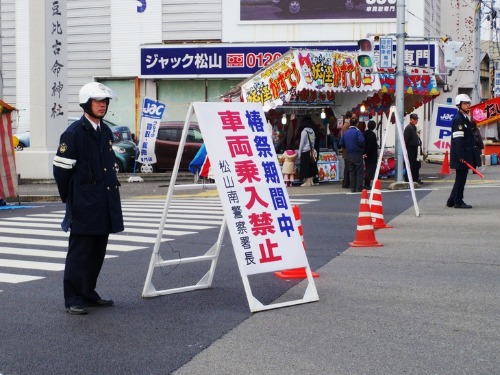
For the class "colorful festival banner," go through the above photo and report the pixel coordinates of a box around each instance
[241,49,381,111]
[353,67,440,116]
[471,96,500,126]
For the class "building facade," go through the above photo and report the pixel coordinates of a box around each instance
[0,0,484,176]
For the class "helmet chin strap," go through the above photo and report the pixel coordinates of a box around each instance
[87,108,107,120]
[81,99,108,120]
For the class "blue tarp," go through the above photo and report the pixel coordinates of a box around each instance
[189,143,207,175]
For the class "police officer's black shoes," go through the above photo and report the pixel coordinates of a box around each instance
[84,298,114,307]
[446,202,454,207]
[454,203,472,209]
[66,306,88,315]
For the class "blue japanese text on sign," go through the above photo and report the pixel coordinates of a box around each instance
[140,43,436,78]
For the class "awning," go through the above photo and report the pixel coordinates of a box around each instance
[222,49,440,116]
[352,67,440,116]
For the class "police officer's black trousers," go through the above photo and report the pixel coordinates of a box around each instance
[448,168,468,205]
[64,232,109,307]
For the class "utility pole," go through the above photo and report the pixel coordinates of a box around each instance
[489,0,496,99]
[474,0,482,104]
[394,0,406,183]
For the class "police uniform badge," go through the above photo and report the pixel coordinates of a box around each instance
[458,125,463,130]
[59,143,68,153]
[109,140,113,146]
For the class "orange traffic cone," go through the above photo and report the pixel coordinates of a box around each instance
[274,205,319,279]
[349,189,383,247]
[370,180,393,229]
[440,150,451,175]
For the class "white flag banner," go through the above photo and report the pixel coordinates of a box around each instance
[137,98,166,165]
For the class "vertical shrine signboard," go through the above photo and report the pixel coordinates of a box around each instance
[46,0,67,147]
[192,102,313,276]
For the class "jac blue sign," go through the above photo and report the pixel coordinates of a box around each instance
[140,43,436,78]
[429,104,458,153]
[436,105,458,136]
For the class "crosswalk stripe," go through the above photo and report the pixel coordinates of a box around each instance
[0,273,45,283]
[2,216,224,226]
[119,208,224,214]
[23,212,225,220]
[0,259,65,271]
[122,203,224,210]
[0,247,117,259]
[0,197,318,286]
[0,247,68,258]
[0,227,185,243]
[0,236,143,252]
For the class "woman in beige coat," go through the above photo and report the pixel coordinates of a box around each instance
[282,149,297,187]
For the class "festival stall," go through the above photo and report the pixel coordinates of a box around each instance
[223,48,441,181]
[471,96,500,156]
[0,100,18,201]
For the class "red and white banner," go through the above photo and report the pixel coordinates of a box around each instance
[0,107,18,199]
[193,102,310,275]
[471,96,500,126]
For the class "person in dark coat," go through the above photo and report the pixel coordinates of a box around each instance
[404,113,421,183]
[340,111,355,188]
[471,120,484,164]
[363,120,378,189]
[53,82,124,315]
[446,94,482,209]
[340,117,365,192]
[298,116,317,187]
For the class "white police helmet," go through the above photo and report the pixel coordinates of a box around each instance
[455,94,471,106]
[79,82,117,104]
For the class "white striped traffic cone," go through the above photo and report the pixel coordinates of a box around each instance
[349,189,383,247]
[370,179,393,229]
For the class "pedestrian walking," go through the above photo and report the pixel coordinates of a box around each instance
[340,117,365,192]
[53,82,124,315]
[446,94,482,209]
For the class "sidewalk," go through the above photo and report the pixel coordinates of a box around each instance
[10,161,456,203]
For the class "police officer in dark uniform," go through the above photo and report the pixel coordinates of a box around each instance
[446,94,481,209]
[53,82,124,315]
[404,113,421,184]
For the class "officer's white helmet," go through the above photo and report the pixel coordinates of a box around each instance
[79,82,117,104]
[455,94,471,106]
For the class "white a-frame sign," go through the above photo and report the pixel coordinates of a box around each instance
[142,102,319,312]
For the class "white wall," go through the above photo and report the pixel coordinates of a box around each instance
[163,0,222,41]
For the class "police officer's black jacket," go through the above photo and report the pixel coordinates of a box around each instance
[450,111,481,170]
[53,116,124,235]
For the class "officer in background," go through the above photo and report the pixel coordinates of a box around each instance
[404,113,422,184]
[446,94,481,209]
[53,82,124,315]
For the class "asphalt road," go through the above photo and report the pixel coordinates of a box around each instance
[0,162,498,374]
